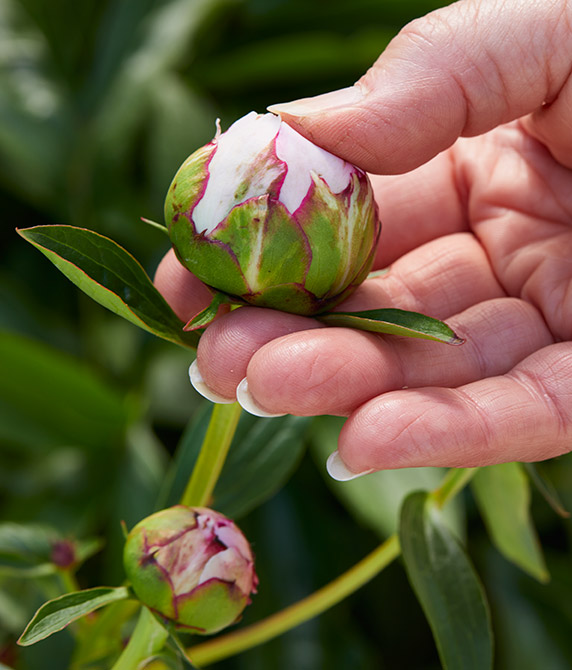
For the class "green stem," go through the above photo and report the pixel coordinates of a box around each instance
[188,466,478,666]
[431,467,477,509]
[180,402,242,507]
[111,607,168,670]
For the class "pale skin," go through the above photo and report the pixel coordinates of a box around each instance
[156,0,572,474]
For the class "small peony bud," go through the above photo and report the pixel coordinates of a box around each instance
[166,112,380,316]
[123,506,257,635]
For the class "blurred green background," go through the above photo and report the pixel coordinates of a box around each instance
[2,0,572,668]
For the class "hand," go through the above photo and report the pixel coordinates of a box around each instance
[156,0,572,477]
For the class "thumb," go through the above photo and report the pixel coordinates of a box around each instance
[268,0,572,174]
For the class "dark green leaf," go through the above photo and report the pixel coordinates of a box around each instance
[317,308,464,344]
[399,491,493,670]
[158,407,309,518]
[0,330,128,451]
[18,586,131,646]
[0,523,56,572]
[524,462,570,518]
[472,463,549,582]
[17,225,199,350]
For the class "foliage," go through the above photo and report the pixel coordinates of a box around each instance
[2,0,572,668]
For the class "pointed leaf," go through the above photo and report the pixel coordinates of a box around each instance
[17,225,199,350]
[399,491,493,670]
[472,463,549,582]
[317,308,464,345]
[18,586,131,646]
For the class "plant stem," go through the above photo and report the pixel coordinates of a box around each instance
[111,606,168,670]
[180,402,242,507]
[187,466,478,666]
[431,467,477,509]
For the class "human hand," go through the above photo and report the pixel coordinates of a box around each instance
[156,0,572,478]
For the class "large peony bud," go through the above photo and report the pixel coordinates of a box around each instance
[165,112,380,316]
[123,506,257,634]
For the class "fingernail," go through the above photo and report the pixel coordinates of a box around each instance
[236,378,287,418]
[189,360,235,404]
[268,86,364,117]
[326,451,374,481]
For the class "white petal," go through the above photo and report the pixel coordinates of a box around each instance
[193,112,282,234]
[275,122,353,214]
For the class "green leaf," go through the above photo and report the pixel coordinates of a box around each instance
[17,225,199,350]
[18,586,131,646]
[158,407,309,518]
[399,491,493,670]
[0,523,57,573]
[472,463,549,582]
[524,462,570,519]
[0,330,128,451]
[317,308,464,345]
[309,416,464,538]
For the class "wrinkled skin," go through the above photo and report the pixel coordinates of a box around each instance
[156,0,572,475]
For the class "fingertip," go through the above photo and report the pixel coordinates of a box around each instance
[189,360,236,404]
[236,377,287,418]
[326,451,374,481]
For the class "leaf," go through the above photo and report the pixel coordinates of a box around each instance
[309,416,464,538]
[399,491,493,670]
[17,225,199,350]
[18,586,131,646]
[524,462,570,518]
[158,407,309,518]
[0,330,128,451]
[0,523,57,575]
[472,463,549,582]
[0,523,101,578]
[317,308,464,345]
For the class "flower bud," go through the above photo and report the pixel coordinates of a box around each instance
[123,506,257,634]
[166,112,380,315]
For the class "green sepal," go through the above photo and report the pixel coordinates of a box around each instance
[317,308,464,345]
[183,291,238,331]
[212,196,310,295]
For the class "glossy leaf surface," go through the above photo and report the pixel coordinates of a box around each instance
[18,587,131,646]
[400,491,493,670]
[318,308,464,344]
[18,226,198,350]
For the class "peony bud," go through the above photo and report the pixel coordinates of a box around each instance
[123,506,257,634]
[165,112,380,315]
